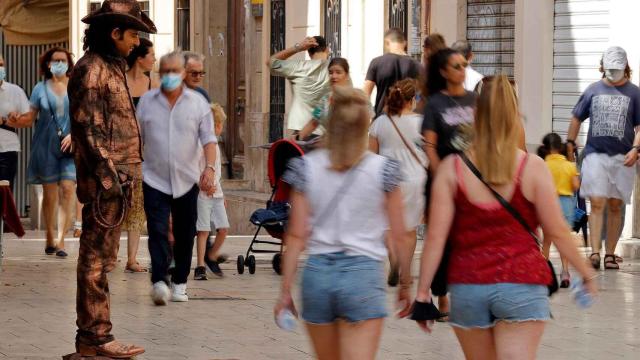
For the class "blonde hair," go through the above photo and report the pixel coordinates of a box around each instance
[472,75,520,185]
[325,87,371,171]
[211,103,226,126]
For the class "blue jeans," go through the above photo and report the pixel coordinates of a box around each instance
[449,283,550,328]
[144,183,199,285]
[301,252,387,324]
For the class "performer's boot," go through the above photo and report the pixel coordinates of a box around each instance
[76,340,145,359]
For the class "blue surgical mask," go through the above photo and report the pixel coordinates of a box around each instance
[161,73,183,91]
[50,61,68,77]
[0,66,6,82]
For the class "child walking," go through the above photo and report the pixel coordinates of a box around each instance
[538,132,580,288]
[194,104,230,280]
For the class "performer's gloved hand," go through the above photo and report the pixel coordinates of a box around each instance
[100,174,123,200]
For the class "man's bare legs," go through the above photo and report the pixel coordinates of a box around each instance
[588,197,606,268]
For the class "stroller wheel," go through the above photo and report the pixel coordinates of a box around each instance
[237,255,245,274]
[272,253,282,275]
[247,255,256,274]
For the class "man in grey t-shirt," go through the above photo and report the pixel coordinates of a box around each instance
[566,46,640,271]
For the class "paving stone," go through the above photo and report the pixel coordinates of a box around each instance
[1,232,639,359]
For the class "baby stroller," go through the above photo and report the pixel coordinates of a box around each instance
[237,139,305,275]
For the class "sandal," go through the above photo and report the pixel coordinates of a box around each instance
[73,228,82,238]
[589,253,601,270]
[125,262,148,273]
[560,272,570,289]
[604,254,619,270]
[436,312,450,323]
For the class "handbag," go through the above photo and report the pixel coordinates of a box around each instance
[43,83,73,158]
[388,116,428,172]
[460,153,559,296]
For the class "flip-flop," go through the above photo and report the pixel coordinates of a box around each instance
[45,246,57,255]
[124,262,148,273]
[55,249,68,258]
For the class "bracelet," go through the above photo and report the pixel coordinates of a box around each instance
[584,274,599,282]
[566,139,577,147]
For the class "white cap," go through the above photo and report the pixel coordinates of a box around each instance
[603,46,628,70]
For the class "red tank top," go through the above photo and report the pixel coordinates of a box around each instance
[447,155,552,285]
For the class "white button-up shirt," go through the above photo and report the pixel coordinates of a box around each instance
[0,81,30,153]
[137,86,217,198]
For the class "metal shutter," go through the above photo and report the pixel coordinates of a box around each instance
[466,0,515,77]
[0,32,68,217]
[553,0,610,142]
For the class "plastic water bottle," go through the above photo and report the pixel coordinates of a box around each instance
[570,278,594,309]
[276,309,297,332]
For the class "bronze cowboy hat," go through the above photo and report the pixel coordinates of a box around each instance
[82,0,157,34]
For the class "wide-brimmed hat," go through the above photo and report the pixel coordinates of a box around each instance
[603,46,627,70]
[82,0,157,34]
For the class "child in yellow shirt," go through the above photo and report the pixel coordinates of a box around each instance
[538,133,580,288]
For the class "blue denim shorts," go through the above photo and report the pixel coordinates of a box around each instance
[559,195,575,225]
[449,283,551,329]
[301,252,387,324]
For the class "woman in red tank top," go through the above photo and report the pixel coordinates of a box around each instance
[407,75,597,359]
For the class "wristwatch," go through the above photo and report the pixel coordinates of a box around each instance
[294,43,301,52]
[633,145,640,152]
[566,139,577,147]
[206,164,216,172]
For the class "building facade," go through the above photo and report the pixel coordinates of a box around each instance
[238,0,640,238]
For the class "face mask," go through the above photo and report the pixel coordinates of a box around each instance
[0,66,6,82]
[605,69,624,83]
[161,73,183,91]
[50,61,68,77]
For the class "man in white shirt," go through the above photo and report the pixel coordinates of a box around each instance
[136,50,217,305]
[451,40,484,92]
[0,54,31,191]
[268,36,331,137]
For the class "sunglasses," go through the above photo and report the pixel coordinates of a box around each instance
[449,62,468,71]
[188,71,206,77]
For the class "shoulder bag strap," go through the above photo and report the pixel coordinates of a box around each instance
[42,82,64,135]
[459,153,541,247]
[388,116,428,171]
[313,154,369,227]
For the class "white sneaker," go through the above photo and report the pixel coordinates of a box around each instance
[151,281,170,306]
[171,283,189,302]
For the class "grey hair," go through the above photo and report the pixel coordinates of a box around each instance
[451,40,473,60]
[183,51,205,65]
[159,50,185,69]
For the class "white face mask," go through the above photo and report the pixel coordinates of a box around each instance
[605,69,625,83]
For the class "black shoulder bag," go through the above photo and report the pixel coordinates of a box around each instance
[460,153,559,296]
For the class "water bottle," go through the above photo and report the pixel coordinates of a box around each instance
[570,278,594,309]
[276,309,297,332]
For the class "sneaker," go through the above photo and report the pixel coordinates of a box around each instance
[171,283,189,302]
[194,266,208,280]
[151,281,170,306]
[204,257,224,278]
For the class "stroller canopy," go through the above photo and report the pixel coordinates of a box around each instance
[268,139,305,188]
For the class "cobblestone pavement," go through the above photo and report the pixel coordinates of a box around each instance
[0,231,639,359]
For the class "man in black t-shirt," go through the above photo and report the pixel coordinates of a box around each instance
[364,28,421,118]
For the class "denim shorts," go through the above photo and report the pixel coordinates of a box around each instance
[449,283,551,329]
[559,195,575,225]
[301,252,387,324]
